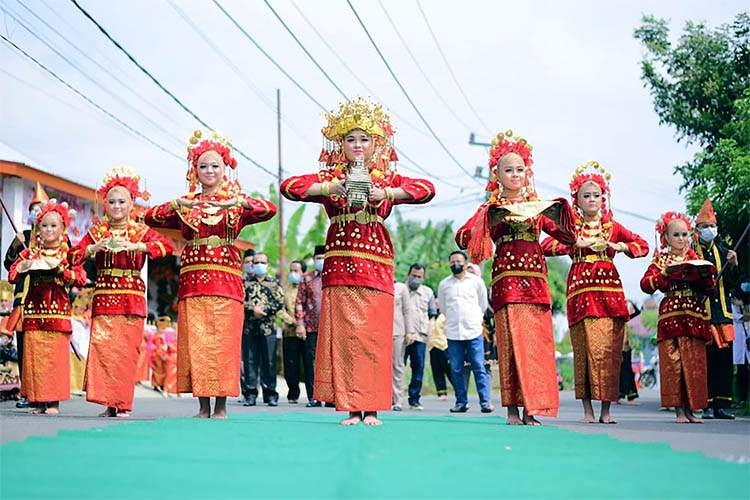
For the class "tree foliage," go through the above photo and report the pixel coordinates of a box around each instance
[634,13,750,270]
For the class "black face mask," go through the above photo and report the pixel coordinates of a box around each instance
[450,264,464,275]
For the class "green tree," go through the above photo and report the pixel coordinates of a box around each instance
[634,13,750,269]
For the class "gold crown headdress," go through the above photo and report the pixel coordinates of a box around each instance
[185,129,239,195]
[319,97,398,171]
[570,159,613,222]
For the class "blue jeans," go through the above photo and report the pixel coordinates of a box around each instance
[447,337,490,406]
[404,341,426,404]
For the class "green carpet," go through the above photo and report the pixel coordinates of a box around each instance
[2,413,748,499]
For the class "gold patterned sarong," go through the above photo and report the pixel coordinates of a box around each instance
[177,296,243,397]
[314,286,393,411]
[495,304,559,417]
[22,330,70,402]
[658,336,707,410]
[570,317,624,402]
[84,314,144,411]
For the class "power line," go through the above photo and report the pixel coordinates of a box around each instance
[166,0,308,143]
[1,4,184,146]
[14,0,185,132]
[1,34,183,161]
[212,0,326,112]
[68,0,275,178]
[346,0,482,186]
[262,0,348,101]
[286,0,430,138]
[376,0,475,133]
[415,0,492,136]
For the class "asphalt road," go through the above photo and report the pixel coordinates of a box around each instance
[1,385,747,462]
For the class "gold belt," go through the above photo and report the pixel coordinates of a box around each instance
[329,212,384,225]
[186,236,234,249]
[499,232,537,243]
[666,290,696,297]
[573,254,612,264]
[98,268,141,278]
[32,276,59,284]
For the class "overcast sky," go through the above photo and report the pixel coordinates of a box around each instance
[0,0,744,300]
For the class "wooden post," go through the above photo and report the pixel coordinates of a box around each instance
[277,88,286,284]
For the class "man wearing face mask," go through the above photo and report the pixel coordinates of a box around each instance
[241,252,284,406]
[438,250,492,413]
[295,245,326,407]
[693,198,738,419]
[403,263,436,410]
[4,182,49,409]
[279,259,306,404]
[242,249,256,279]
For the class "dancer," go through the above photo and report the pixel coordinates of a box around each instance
[8,200,86,414]
[280,98,435,425]
[541,160,649,423]
[145,130,276,419]
[640,211,716,423]
[71,167,174,417]
[456,130,575,425]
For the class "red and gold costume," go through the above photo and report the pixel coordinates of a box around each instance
[640,212,716,410]
[541,160,649,402]
[145,129,276,397]
[456,130,575,417]
[69,167,174,412]
[280,98,434,411]
[8,202,87,403]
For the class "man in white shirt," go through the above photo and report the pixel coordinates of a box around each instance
[392,280,415,411]
[403,263,437,410]
[437,250,492,413]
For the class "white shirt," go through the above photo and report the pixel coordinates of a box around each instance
[438,272,488,341]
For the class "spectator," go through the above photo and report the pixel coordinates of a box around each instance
[295,245,327,407]
[392,279,415,411]
[732,275,749,407]
[403,263,435,410]
[279,259,306,404]
[427,298,452,400]
[438,250,492,413]
[241,252,284,406]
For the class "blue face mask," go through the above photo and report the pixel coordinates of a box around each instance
[242,263,254,275]
[742,282,750,293]
[288,272,301,284]
[315,259,324,272]
[253,263,268,276]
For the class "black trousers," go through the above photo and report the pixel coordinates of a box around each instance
[430,347,452,395]
[241,333,278,400]
[618,350,639,401]
[16,330,25,380]
[283,335,317,401]
[706,341,734,409]
[737,363,749,403]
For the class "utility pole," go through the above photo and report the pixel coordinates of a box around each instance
[277,88,286,284]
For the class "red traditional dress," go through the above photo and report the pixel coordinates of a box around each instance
[457,197,574,417]
[8,245,86,402]
[542,219,649,402]
[145,192,275,397]
[640,247,716,410]
[281,171,434,411]
[70,216,173,412]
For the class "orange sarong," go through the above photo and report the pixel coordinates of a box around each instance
[177,296,243,397]
[570,317,624,402]
[22,330,71,402]
[314,286,393,412]
[84,314,144,411]
[658,336,708,410]
[495,303,559,417]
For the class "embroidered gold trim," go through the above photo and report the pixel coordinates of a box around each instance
[180,264,243,276]
[324,250,394,266]
[659,309,709,322]
[93,289,144,297]
[491,270,547,286]
[567,286,624,300]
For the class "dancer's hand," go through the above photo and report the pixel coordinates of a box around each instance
[87,240,107,256]
[575,237,595,249]
[369,188,386,202]
[328,182,346,197]
[176,197,199,209]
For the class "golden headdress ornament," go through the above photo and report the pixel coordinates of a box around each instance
[185,129,239,195]
[570,159,612,222]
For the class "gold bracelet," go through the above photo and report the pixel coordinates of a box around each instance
[170,199,180,211]
[321,181,330,197]
[385,187,394,201]
[236,196,244,209]
[138,242,147,253]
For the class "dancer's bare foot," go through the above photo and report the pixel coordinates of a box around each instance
[194,397,211,418]
[98,407,116,417]
[115,411,130,418]
[363,412,382,426]
[30,406,45,415]
[523,409,542,426]
[581,399,595,423]
[212,397,227,419]
[45,402,59,415]
[686,409,703,424]
[340,411,362,426]
[598,402,616,424]
[675,406,690,423]
[506,405,523,425]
